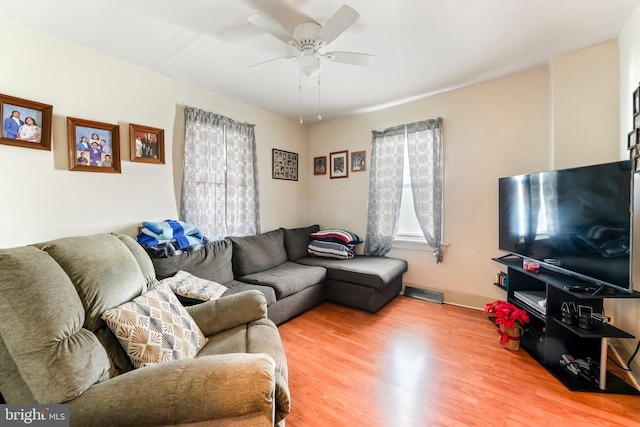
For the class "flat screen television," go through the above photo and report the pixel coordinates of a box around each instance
[498,160,633,293]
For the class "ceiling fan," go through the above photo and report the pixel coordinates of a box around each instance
[248,5,375,77]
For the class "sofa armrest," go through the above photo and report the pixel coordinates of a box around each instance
[186,290,268,336]
[68,353,276,427]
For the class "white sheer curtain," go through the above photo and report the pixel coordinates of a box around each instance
[180,107,260,240]
[365,118,444,261]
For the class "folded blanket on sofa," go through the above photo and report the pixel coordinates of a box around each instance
[138,220,204,250]
[308,239,355,259]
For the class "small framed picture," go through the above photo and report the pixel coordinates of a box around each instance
[0,93,52,150]
[628,130,638,150]
[634,112,640,130]
[272,148,298,181]
[130,123,165,164]
[635,155,640,173]
[634,87,640,115]
[330,150,349,179]
[314,156,327,175]
[630,145,638,160]
[351,150,366,172]
[67,117,121,173]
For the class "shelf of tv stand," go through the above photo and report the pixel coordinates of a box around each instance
[551,315,634,339]
[492,255,640,299]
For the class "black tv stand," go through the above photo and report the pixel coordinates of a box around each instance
[492,256,640,395]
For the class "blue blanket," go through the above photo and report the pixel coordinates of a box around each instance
[137,220,204,249]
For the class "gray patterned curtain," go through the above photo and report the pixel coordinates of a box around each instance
[364,125,406,256]
[407,118,444,262]
[180,107,260,240]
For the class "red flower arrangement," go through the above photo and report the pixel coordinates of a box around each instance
[484,300,530,347]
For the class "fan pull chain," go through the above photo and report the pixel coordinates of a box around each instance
[317,74,322,120]
[299,73,304,124]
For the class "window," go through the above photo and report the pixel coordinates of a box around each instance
[181,107,260,240]
[365,118,444,260]
[396,140,425,240]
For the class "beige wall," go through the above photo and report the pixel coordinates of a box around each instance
[309,69,551,304]
[551,40,620,169]
[617,5,640,377]
[0,19,310,248]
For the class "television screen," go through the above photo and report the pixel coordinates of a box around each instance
[498,160,632,292]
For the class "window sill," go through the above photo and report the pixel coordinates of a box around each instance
[392,237,449,252]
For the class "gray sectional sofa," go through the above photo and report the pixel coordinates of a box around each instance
[151,225,408,325]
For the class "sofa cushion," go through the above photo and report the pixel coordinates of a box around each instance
[0,245,111,404]
[239,261,326,299]
[102,282,207,368]
[282,224,320,261]
[32,234,154,333]
[162,270,227,302]
[222,281,278,306]
[295,255,408,290]
[230,229,288,277]
[150,238,235,284]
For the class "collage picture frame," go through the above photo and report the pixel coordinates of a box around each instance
[631,83,640,173]
[67,117,121,173]
[272,148,298,181]
[0,93,52,151]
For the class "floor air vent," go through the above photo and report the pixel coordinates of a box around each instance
[404,286,444,304]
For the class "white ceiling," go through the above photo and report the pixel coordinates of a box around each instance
[1,0,639,124]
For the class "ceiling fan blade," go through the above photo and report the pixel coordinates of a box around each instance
[324,51,375,66]
[317,5,359,45]
[249,54,299,68]
[248,13,299,47]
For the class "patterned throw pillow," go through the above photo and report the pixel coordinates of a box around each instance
[162,270,227,302]
[101,282,208,368]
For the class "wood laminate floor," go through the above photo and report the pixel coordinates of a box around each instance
[277,296,640,427]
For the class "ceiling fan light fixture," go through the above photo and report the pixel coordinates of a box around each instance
[297,51,321,77]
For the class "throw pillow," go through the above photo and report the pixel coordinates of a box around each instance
[308,240,355,259]
[310,229,363,245]
[162,270,227,302]
[101,282,208,368]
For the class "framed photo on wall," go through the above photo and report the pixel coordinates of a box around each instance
[130,123,165,164]
[272,148,298,181]
[67,117,121,173]
[330,150,349,179]
[0,93,52,151]
[314,156,327,175]
[351,150,366,172]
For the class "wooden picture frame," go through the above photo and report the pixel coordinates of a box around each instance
[314,156,327,175]
[130,123,165,164]
[634,87,640,115]
[635,155,640,173]
[272,148,298,181]
[628,130,638,150]
[67,117,121,173]
[0,93,52,150]
[351,150,366,172]
[330,150,349,179]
